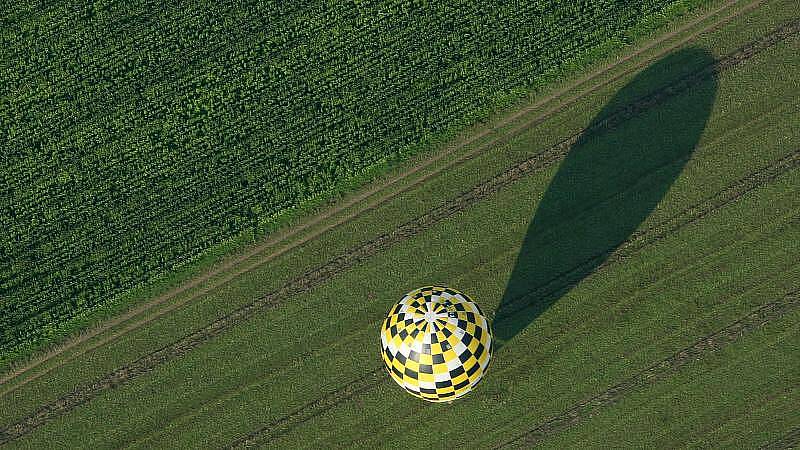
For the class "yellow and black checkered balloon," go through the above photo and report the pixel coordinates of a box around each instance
[380,286,492,402]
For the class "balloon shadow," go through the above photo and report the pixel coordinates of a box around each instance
[492,47,718,347]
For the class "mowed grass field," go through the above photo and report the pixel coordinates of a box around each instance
[1,0,799,448]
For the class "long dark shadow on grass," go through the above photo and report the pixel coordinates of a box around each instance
[493,47,718,347]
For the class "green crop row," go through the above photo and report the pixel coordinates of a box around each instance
[0,0,695,362]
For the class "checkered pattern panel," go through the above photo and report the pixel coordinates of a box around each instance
[380,286,492,402]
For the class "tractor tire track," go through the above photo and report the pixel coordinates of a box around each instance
[232,150,800,448]
[385,232,800,450]
[1,18,797,446]
[0,0,759,394]
[495,148,800,322]
[224,22,800,444]
[763,425,800,449]
[145,62,800,450]
[226,368,385,449]
[497,290,800,449]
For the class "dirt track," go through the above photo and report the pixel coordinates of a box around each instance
[221,19,800,444]
[0,0,759,396]
[497,290,800,448]
[228,148,800,448]
[215,25,800,446]
[2,8,797,449]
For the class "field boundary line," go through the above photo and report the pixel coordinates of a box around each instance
[0,0,755,391]
[228,150,800,448]
[0,16,795,445]
[496,288,800,449]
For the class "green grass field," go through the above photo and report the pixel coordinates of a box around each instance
[1,0,799,448]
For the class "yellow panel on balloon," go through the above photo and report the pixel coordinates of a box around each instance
[380,286,492,402]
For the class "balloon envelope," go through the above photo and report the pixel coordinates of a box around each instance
[381,286,492,402]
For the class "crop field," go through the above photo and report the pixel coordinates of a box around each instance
[0,0,707,364]
[1,0,799,448]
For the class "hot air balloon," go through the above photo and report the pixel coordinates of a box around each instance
[380,286,492,402]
